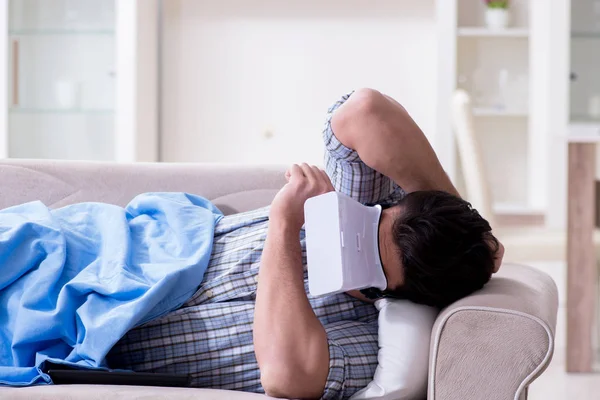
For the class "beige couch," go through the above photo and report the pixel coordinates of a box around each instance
[0,160,558,400]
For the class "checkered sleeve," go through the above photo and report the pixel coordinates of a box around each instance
[323,92,405,206]
[321,320,379,400]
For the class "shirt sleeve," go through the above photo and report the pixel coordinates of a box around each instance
[323,92,405,206]
[320,320,379,400]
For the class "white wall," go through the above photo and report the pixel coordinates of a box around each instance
[161,0,437,165]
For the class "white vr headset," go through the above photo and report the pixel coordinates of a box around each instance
[304,192,388,297]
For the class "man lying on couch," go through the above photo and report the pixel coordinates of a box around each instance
[0,89,502,399]
[107,89,503,399]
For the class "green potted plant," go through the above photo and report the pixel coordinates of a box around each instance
[484,0,510,30]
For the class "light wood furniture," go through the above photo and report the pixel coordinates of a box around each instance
[566,134,599,373]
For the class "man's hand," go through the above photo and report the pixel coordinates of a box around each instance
[270,163,335,231]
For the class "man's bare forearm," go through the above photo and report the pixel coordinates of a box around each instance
[253,220,329,399]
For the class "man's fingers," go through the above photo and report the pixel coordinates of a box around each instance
[310,166,322,182]
[291,164,334,193]
[289,164,304,180]
[300,163,317,182]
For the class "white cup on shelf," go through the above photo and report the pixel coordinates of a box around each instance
[588,95,600,119]
[55,80,81,109]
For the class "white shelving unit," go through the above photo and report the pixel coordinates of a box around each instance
[435,0,569,227]
[0,0,159,162]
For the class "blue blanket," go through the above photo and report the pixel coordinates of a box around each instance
[0,192,223,386]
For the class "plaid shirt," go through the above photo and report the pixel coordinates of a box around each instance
[108,93,405,399]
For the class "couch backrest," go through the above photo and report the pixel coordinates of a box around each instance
[0,160,287,215]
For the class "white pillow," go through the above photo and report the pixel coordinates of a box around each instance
[350,298,438,400]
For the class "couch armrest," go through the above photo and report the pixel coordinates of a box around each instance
[428,263,558,400]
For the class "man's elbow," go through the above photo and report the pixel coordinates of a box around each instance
[261,376,292,399]
[260,363,325,399]
[331,87,387,149]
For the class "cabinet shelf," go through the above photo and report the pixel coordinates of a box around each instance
[571,31,600,39]
[472,107,528,117]
[9,29,114,36]
[565,122,600,143]
[457,27,529,38]
[10,108,114,115]
[570,114,600,123]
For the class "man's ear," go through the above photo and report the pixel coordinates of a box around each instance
[493,242,505,273]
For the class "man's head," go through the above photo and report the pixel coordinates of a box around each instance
[378,191,498,308]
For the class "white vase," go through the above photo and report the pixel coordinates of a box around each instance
[485,8,510,30]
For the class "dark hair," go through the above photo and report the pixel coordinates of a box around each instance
[389,191,498,308]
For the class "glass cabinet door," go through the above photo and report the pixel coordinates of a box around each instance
[7,0,115,160]
[570,0,600,124]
